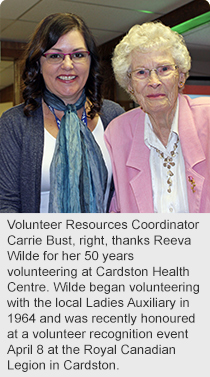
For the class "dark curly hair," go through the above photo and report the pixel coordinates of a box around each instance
[22,13,103,118]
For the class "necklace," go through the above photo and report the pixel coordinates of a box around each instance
[153,135,179,193]
[47,105,87,129]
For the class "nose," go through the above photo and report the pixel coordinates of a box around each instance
[61,55,74,69]
[148,70,161,87]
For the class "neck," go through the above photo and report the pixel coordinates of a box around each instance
[43,88,86,112]
[148,107,176,147]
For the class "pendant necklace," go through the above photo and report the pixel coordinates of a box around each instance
[153,135,179,193]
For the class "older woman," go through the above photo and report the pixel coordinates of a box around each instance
[105,21,210,213]
[0,13,124,213]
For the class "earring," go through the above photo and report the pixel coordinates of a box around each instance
[129,89,134,94]
[179,82,184,88]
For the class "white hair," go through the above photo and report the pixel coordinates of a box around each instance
[112,21,191,93]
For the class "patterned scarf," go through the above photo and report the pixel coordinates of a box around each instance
[43,88,107,213]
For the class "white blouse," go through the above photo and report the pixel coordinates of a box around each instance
[40,117,112,213]
[144,99,189,213]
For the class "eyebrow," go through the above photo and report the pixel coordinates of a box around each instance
[141,62,174,67]
[49,47,87,52]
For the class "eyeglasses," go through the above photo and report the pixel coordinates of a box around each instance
[42,50,90,64]
[128,64,178,80]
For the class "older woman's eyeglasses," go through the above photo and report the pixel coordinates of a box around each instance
[42,51,90,64]
[128,64,178,80]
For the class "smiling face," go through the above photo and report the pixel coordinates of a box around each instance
[128,49,185,118]
[40,29,91,104]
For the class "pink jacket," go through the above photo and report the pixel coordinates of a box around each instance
[105,94,210,213]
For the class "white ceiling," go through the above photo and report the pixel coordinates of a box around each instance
[1,0,210,90]
[0,0,195,45]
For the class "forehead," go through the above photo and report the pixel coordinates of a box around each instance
[51,29,87,50]
[130,49,175,68]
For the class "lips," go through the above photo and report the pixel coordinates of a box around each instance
[147,94,165,98]
[57,75,76,81]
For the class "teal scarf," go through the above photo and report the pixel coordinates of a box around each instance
[43,89,107,213]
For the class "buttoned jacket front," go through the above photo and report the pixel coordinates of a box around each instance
[105,94,210,213]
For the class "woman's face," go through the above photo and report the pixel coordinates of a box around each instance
[128,49,185,117]
[40,29,91,104]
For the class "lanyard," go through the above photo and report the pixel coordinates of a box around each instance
[48,105,87,129]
